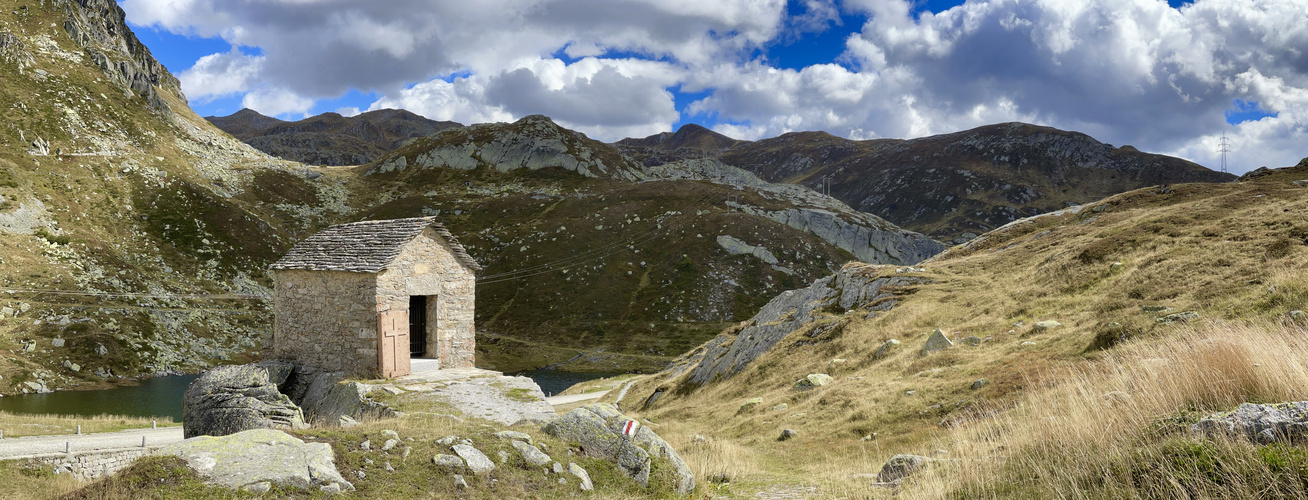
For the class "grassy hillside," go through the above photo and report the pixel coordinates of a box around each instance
[0,0,944,387]
[605,162,1308,498]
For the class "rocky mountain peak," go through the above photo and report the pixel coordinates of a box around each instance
[56,0,184,113]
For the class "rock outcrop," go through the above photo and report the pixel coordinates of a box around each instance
[543,403,694,495]
[739,205,943,265]
[182,365,307,438]
[55,0,184,113]
[261,361,394,425]
[1192,402,1308,443]
[680,263,930,387]
[369,115,642,180]
[157,428,354,492]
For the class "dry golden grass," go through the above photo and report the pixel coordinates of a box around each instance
[613,176,1308,498]
[0,412,177,437]
[912,319,1308,499]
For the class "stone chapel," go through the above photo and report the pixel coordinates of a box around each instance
[268,216,480,378]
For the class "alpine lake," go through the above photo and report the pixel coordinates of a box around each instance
[0,369,620,421]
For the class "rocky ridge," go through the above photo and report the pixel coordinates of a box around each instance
[207,108,461,166]
[622,122,1235,241]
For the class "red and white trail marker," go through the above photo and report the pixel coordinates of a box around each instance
[622,419,640,438]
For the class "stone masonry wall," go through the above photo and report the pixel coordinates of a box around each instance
[376,228,477,369]
[273,269,379,377]
[33,447,158,481]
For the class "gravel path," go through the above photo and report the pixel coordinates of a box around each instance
[406,375,556,425]
[544,390,609,406]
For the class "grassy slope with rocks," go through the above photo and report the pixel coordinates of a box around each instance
[346,115,941,373]
[603,161,1308,498]
[0,0,322,394]
[0,0,943,387]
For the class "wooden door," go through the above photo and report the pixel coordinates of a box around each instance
[378,308,411,378]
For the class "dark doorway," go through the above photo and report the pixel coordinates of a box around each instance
[409,295,427,356]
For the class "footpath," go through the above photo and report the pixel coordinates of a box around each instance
[0,427,183,459]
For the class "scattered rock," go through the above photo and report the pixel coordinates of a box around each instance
[319,483,341,494]
[920,329,953,355]
[50,338,65,348]
[1020,341,1037,346]
[338,415,360,428]
[1293,180,1308,187]
[737,397,763,414]
[874,339,901,359]
[436,436,459,446]
[452,444,496,474]
[382,439,398,451]
[1290,310,1306,321]
[552,461,564,473]
[778,429,798,441]
[971,379,986,390]
[771,403,789,412]
[432,454,465,471]
[1140,305,1173,313]
[543,403,694,495]
[95,343,108,357]
[961,336,982,346]
[877,454,929,483]
[1033,320,1061,332]
[242,481,271,493]
[360,440,371,451]
[1156,311,1199,324]
[497,450,510,463]
[494,430,534,444]
[793,373,833,390]
[182,365,307,438]
[381,429,399,441]
[62,360,80,372]
[453,474,468,490]
[1192,402,1308,443]
[512,439,553,467]
[158,429,354,492]
[569,462,594,491]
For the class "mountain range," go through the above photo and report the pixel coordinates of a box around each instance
[0,0,941,390]
[206,108,461,166]
[215,110,1235,243]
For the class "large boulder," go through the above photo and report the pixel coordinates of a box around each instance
[543,403,695,495]
[157,428,354,492]
[183,365,307,438]
[1192,402,1308,443]
[919,329,953,355]
[260,361,395,425]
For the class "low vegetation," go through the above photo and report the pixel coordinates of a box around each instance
[0,411,176,438]
[607,169,1308,498]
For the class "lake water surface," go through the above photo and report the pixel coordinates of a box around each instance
[0,370,621,420]
[0,375,199,421]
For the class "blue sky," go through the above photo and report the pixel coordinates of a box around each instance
[119,0,1308,173]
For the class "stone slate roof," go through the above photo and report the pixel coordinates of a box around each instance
[270,216,481,273]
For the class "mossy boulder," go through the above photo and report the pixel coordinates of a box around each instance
[157,428,353,492]
[543,403,694,495]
